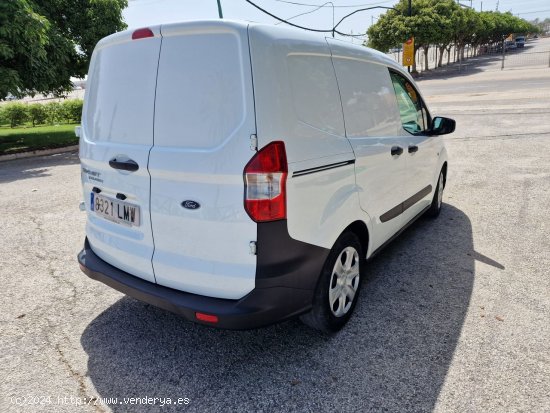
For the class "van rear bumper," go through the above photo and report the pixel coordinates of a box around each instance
[77,238,314,329]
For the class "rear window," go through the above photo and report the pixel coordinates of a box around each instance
[84,36,161,145]
[154,32,246,149]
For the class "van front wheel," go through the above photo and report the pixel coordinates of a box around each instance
[426,170,445,218]
[300,232,363,333]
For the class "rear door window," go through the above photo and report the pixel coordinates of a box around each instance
[389,71,429,134]
[154,31,247,149]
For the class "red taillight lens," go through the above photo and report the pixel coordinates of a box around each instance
[132,28,154,40]
[244,141,288,222]
[195,312,219,323]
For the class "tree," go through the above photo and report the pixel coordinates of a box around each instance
[430,0,461,67]
[530,18,548,35]
[452,7,480,62]
[367,0,457,72]
[366,2,538,70]
[0,0,127,100]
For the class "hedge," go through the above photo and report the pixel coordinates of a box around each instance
[0,99,83,128]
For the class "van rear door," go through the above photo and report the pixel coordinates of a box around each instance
[149,22,257,300]
[80,28,161,283]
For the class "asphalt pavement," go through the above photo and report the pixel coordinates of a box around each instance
[1,55,549,412]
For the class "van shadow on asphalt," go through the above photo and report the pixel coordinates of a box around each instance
[81,204,488,412]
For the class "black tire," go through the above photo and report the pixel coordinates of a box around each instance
[426,170,445,218]
[300,232,363,333]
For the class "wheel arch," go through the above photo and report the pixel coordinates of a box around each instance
[342,220,370,259]
[441,161,448,188]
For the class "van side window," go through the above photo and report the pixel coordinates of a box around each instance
[331,57,402,138]
[287,55,345,136]
[389,71,427,135]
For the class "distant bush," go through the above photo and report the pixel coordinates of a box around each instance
[44,102,62,125]
[2,103,29,128]
[0,99,83,128]
[28,104,47,126]
[60,99,83,123]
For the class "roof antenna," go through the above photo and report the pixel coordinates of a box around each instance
[217,0,223,18]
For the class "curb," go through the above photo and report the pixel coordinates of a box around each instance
[0,145,79,162]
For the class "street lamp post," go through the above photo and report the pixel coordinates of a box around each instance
[408,0,412,73]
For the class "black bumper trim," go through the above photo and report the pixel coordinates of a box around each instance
[255,220,331,290]
[78,238,314,330]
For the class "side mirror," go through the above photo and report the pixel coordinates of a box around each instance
[428,116,456,135]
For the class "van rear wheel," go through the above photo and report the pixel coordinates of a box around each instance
[300,232,363,333]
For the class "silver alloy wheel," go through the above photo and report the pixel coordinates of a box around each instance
[437,172,444,209]
[328,246,360,317]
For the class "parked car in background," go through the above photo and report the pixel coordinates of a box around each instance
[505,40,517,50]
[515,36,526,48]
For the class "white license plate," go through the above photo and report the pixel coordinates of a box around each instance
[91,193,140,227]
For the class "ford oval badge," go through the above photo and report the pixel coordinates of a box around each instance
[182,200,200,210]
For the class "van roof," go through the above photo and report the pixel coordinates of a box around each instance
[103,19,397,69]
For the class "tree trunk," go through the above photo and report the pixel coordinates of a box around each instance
[411,46,419,73]
[447,46,452,65]
[424,46,429,71]
[438,45,446,67]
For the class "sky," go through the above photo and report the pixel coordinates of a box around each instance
[123,0,550,42]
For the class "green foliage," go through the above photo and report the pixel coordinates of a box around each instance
[59,99,83,123]
[529,18,548,35]
[28,103,47,126]
[44,102,62,124]
[0,98,82,128]
[0,0,127,100]
[2,103,29,128]
[367,1,540,60]
[367,0,460,52]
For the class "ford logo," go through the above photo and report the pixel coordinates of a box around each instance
[182,200,200,210]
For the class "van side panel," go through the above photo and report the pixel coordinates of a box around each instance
[80,28,162,282]
[328,40,408,252]
[248,26,369,252]
[149,22,257,300]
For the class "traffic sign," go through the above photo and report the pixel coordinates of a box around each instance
[403,37,415,67]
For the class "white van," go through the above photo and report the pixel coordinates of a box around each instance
[77,20,455,332]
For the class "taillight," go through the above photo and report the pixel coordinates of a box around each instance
[132,28,154,40]
[244,141,287,222]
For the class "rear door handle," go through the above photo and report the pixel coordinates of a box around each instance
[109,158,139,172]
[391,146,403,156]
[408,145,419,153]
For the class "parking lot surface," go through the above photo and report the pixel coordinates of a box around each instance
[1,63,549,412]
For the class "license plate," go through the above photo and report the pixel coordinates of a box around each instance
[91,193,140,227]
